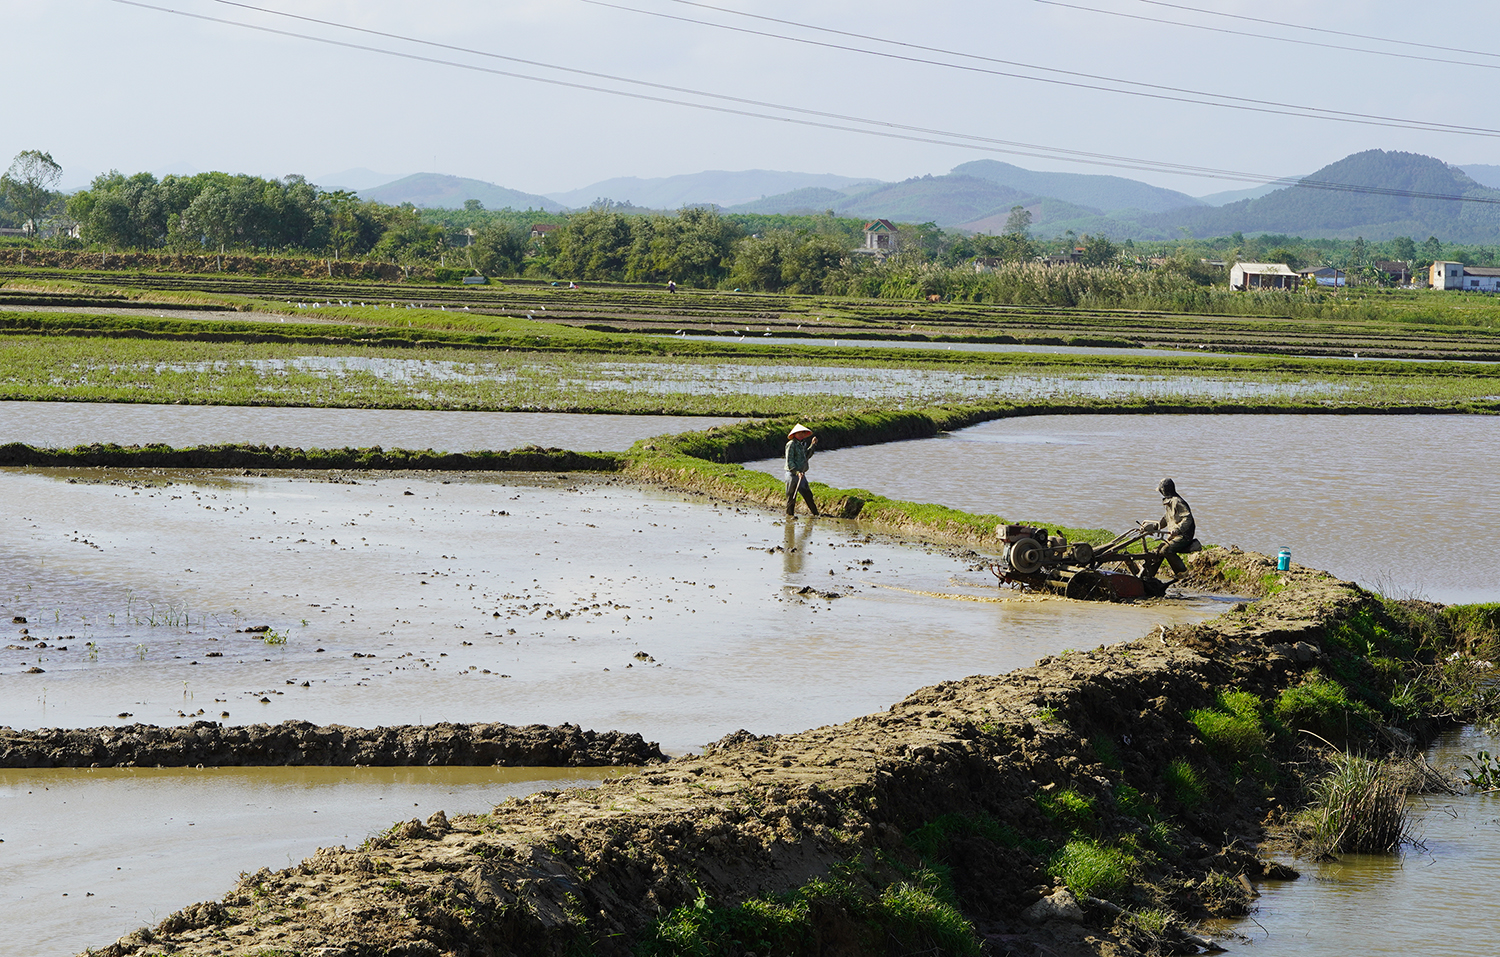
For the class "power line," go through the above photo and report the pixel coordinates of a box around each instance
[1034,0,1500,72]
[610,0,1500,139]
[1133,0,1500,62]
[105,0,1500,208]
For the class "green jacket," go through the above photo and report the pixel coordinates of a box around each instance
[784,438,813,474]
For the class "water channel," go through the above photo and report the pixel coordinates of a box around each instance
[747,412,1500,604]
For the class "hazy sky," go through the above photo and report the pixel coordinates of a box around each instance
[7,0,1496,197]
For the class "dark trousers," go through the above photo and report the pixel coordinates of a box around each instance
[786,472,817,515]
[1143,533,1191,579]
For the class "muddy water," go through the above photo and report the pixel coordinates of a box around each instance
[0,469,1224,752]
[0,765,618,957]
[747,414,1500,604]
[1223,725,1500,955]
[1,468,1227,955]
[0,402,737,452]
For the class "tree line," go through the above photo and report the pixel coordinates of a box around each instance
[8,151,1500,294]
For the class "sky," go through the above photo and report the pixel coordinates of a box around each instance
[6,0,1498,198]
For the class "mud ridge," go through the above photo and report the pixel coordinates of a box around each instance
[0,719,664,769]
[87,551,1391,957]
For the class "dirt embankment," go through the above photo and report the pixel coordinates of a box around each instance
[88,551,1382,957]
[0,720,664,769]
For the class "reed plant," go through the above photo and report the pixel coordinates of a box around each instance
[1301,753,1410,855]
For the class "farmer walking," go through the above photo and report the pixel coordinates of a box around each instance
[784,424,819,517]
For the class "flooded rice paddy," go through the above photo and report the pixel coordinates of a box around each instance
[748,413,1500,605]
[0,765,617,957]
[0,469,1224,746]
[0,467,1228,953]
[1223,725,1500,956]
[0,402,736,453]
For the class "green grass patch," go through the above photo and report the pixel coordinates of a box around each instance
[1036,787,1097,836]
[635,868,979,957]
[1273,671,1364,742]
[1162,758,1204,808]
[1048,839,1138,900]
[1188,689,1267,759]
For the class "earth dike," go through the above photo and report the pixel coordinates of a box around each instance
[0,721,664,770]
[82,548,1437,957]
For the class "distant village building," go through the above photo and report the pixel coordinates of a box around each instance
[1297,266,1345,288]
[1038,248,1084,267]
[530,223,559,240]
[1430,261,1500,292]
[861,219,899,254]
[1376,260,1412,284]
[1230,262,1299,290]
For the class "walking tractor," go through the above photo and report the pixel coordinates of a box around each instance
[990,522,1199,601]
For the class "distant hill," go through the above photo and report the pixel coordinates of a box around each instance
[957,196,1103,234]
[361,173,565,212]
[827,175,1030,226]
[1460,164,1500,189]
[1195,181,1298,207]
[1150,150,1500,242]
[316,167,402,192]
[727,187,853,215]
[546,170,876,210]
[950,160,1202,214]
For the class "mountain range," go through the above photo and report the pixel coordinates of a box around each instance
[346,151,1500,243]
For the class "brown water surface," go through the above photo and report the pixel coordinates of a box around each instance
[0,470,1224,752]
[748,413,1500,603]
[0,765,616,957]
[0,402,737,452]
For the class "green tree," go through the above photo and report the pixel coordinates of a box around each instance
[1421,235,1443,262]
[2,150,63,236]
[1078,234,1118,266]
[1390,236,1416,264]
[1004,204,1032,236]
[468,222,529,276]
[1265,246,1303,270]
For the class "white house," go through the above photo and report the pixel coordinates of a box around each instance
[862,219,899,253]
[1229,262,1299,290]
[1430,261,1500,292]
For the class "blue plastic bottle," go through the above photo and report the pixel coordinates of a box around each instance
[1277,548,1291,571]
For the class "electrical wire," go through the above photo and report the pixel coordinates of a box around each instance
[602,0,1500,138]
[1034,0,1500,72]
[104,0,1500,207]
[1133,0,1500,62]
